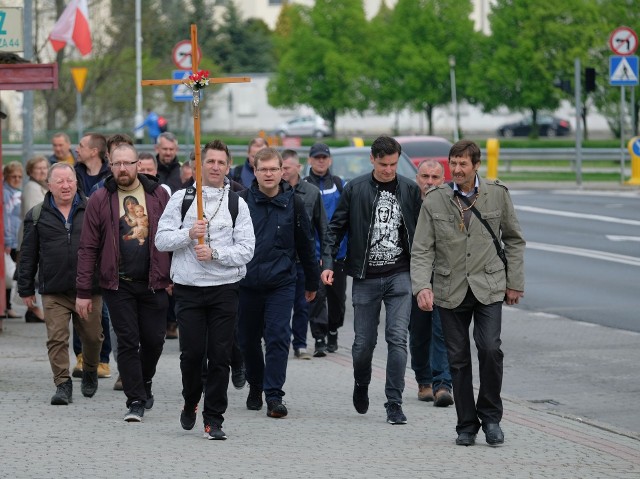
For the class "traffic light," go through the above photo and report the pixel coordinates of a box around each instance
[585,67,596,92]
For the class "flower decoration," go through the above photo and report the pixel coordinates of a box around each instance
[186,69,210,91]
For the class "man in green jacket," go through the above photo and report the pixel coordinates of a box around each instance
[411,139,525,447]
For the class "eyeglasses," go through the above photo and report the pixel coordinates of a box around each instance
[255,167,281,174]
[110,160,139,169]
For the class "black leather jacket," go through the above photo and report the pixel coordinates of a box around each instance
[322,172,422,279]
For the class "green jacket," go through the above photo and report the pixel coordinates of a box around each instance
[411,176,525,309]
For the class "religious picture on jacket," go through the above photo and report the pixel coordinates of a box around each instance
[117,192,151,281]
[369,191,403,267]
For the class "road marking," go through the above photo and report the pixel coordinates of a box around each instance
[606,235,640,242]
[515,205,640,226]
[527,241,640,267]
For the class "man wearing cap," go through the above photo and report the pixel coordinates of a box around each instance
[304,143,348,357]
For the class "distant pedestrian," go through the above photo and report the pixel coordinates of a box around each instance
[155,132,183,193]
[230,137,267,189]
[135,109,161,144]
[48,132,77,166]
[4,161,23,320]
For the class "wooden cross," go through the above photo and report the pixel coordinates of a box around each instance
[141,24,250,244]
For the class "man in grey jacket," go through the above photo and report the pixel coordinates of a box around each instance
[411,139,525,447]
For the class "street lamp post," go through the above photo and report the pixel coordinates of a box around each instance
[449,55,460,142]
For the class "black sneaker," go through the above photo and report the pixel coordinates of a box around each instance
[124,401,145,422]
[51,378,73,405]
[246,386,263,410]
[353,382,369,414]
[266,399,288,418]
[231,366,246,389]
[81,370,98,398]
[180,404,197,430]
[385,402,407,425]
[314,338,327,357]
[144,380,154,409]
[327,331,338,353]
[204,423,227,440]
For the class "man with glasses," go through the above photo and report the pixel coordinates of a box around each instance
[76,144,171,423]
[237,148,318,419]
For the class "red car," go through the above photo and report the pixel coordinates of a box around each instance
[394,136,452,181]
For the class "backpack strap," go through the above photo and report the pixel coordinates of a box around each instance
[333,175,343,194]
[231,165,243,184]
[31,202,43,226]
[180,186,239,228]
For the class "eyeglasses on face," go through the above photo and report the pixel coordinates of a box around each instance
[255,167,281,174]
[110,160,139,169]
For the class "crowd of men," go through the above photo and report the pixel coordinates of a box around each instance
[14,131,525,446]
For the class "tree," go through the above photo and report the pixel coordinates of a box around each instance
[268,0,370,134]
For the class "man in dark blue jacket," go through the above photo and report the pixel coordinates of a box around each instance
[238,147,319,419]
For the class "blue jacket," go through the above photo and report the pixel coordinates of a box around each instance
[239,180,319,291]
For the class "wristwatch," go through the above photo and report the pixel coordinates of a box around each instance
[211,249,219,261]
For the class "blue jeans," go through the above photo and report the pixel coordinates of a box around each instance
[351,272,412,405]
[291,264,310,350]
[409,299,452,392]
[238,283,295,402]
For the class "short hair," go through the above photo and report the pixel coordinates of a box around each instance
[371,136,402,159]
[254,147,282,169]
[51,132,71,143]
[110,143,138,160]
[202,140,231,164]
[138,152,157,168]
[157,131,178,145]
[281,149,299,162]
[107,133,134,155]
[417,159,444,175]
[25,156,48,177]
[84,132,107,161]
[47,162,76,183]
[449,140,481,165]
[248,137,268,152]
[3,161,23,179]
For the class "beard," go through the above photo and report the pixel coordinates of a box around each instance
[116,171,137,188]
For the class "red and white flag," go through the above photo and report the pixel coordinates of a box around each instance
[49,0,92,56]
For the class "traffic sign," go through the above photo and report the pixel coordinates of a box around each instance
[609,26,638,56]
[609,56,639,86]
[172,40,201,70]
[172,70,194,102]
[628,137,640,157]
[0,7,23,52]
[70,67,88,93]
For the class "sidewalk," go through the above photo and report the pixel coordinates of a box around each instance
[1,314,638,479]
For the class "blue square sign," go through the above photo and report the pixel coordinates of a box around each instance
[609,56,639,86]
[172,70,194,102]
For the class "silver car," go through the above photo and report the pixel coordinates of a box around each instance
[276,115,332,138]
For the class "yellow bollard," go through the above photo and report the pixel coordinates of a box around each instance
[625,137,640,185]
[486,138,499,180]
[350,136,364,147]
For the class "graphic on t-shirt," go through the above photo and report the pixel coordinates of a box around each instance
[368,191,403,266]
[121,195,148,246]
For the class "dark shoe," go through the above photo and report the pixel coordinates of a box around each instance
[418,383,434,402]
[180,404,198,430]
[385,402,407,425]
[314,338,327,357]
[166,322,178,339]
[353,382,369,414]
[433,388,454,407]
[231,366,247,389]
[266,399,288,418]
[204,423,227,440]
[483,423,504,446]
[81,370,98,398]
[456,432,477,446]
[51,378,73,405]
[294,348,312,360]
[124,401,145,422]
[113,375,123,391]
[246,386,263,410]
[144,380,154,409]
[25,310,44,323]
[326,331,338,353]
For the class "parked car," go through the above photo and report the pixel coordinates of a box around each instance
[305,146,417,182]
[276,115,332,138]
[497,115,571,137]
[394,136,452,181]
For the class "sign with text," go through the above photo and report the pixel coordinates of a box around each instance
[0,7,23,52]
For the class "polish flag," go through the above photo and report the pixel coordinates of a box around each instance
[49,0,92,56]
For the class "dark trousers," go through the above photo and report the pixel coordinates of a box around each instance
[439,287,504,434]
[238,283,295,402]
[73,301,112,363]
[310,259,347,338]
[291,264,310,350]
[103,281,168,407]
[175,283,238,427]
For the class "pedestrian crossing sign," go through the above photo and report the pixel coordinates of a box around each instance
[609,56,639,86]
[172,70,193,102]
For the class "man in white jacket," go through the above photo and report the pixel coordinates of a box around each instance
[156,140,255,440]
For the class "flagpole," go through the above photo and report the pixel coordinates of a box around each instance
[134,0,143,144]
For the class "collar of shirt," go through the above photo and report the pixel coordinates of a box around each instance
[452,175,479,198]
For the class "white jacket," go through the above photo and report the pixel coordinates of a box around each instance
[155,183,255,287]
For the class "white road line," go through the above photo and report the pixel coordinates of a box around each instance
[606,235,640,242]
[527,241,640,267]
[515,205,640,226]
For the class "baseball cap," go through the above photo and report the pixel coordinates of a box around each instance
[309,143,331,158]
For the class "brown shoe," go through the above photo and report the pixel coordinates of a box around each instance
[72,353,83,378]
[418,383,434,402]
[113,375,124,391]
[98,362,112,378]
[434,388,454,407]
[166,322,178,339]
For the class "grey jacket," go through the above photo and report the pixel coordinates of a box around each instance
[410,176,525,309]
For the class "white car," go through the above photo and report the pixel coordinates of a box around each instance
[276,115,332,138]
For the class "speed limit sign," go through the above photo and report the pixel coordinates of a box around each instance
[172,40,202,70]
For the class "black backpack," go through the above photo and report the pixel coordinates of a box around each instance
[180,186,239,228]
